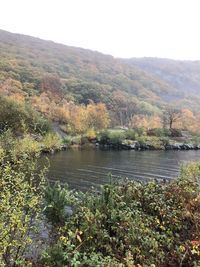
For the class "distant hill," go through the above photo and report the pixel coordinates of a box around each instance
[123,57,200,111]
[0,29,200,118]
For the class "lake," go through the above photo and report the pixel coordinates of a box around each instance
[46,149,200,191]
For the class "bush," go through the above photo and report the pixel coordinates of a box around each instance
[97,130,110,144]
[86,128,97,141]
[170,128,182,137]
[0,95,51,135]
[191,136,200,146]
[62,136,73,145]
[71,135,82,145]
[42,163,200,267]
[108,131,125,145]
[136,135,147,145]
[124,129,137,140]
[44,183,76,227]
[134,127,146,136]
[98,130,125,145]
[161,136,170,146]
[30,112,52,135]
[148,128,171,137]
[42,133,61,151]
[13,135,41,156]
[147,136,164,149]
[0,154,46,266]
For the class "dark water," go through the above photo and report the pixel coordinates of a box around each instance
[45,149,200,191]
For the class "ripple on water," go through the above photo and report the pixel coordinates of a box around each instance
[45,149,200,190]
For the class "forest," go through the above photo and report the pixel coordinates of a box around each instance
[1,29,200,139]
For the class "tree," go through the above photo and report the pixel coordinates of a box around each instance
[112,91,138,126]
[86,102,110,130]
[162,106,182,129]
[40,74,63,96]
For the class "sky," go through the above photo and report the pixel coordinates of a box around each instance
[1,0,200,60]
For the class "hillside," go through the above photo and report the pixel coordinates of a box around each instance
[0,29,200,128]
[125,57,200,95]
[124,57,200,111]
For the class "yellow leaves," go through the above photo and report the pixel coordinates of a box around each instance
[155,218,166,230]
[25,260,33,266]
[60,235,68,245]
[77,234,82,243]
[156,218,160,224]
[0,153,45,264]
[191,240,200,248]
[159,225,165,231]
[179,245,186,252]
[30,93,110,134]
[87,102,110,130]
[13,135,40,155]
[185,240,200,256]
[42,133,61,150]
[86,128,96,140]
[129,115,162,129]
[191,248,200,256]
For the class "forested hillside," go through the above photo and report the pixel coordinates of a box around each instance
[124,57,200,110]
[0,29,200,131]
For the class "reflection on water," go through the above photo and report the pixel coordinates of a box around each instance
[45,149,200,191]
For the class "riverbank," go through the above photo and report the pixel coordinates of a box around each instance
[62,128,200,152]
[97,141,200,151]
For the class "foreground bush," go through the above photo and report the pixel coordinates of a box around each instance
[43,163,200,267]
[0,152,46,266]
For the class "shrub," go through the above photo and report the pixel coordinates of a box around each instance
[42,133,61,151]
[0,154,46,266]
[62,136,73,145]
[191,136,200,146]
[134,127,146,136]
[161,136,170,146]
[147,136,164,149]
[0,95,51,135]
[44,183,76,227]
[13,135,41,157]
[170,128,182,137]
[30,112,52,135]
[71,135,82,145]
[108,131,125,145]
[86,128,97,141]
[124,129,137,140]
[147,128,171,137]
[42,163,200,266]
[97,130,110,144]
[136,135,147,145]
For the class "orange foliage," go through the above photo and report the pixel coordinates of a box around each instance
[30,94,110,134]
[86,102,110,130]
[129,115,161,129]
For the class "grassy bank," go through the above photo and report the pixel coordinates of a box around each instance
[64,127,200,151]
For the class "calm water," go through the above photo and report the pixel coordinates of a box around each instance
[45,149,200,191]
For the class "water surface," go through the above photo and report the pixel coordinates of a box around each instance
[46,149,200,190]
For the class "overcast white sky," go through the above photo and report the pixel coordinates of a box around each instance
[1,0,200,59]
